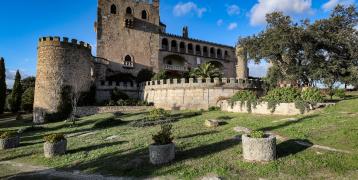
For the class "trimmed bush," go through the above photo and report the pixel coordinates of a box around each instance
[147,108,170,121]
[44,133,66,143]
[152,124,174,145]
[0,130,18,139]
[301,88,324,104]
[249,130,265,138]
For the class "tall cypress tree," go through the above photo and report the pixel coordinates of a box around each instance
[11,70,22,113]
[0,57,6,114]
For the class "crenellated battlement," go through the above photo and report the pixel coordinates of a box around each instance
[38,36,92,51]
[143,78,262,90]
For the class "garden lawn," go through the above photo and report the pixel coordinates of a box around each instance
[1,97,358,179]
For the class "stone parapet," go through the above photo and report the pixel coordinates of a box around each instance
[143,78,262,90]
[38,36,92,51]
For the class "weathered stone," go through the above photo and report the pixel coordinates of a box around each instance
[242,134,276,162]
[105,135,119,141]
[149,143,175,165]
[44,140,67,158]
[205,119,219,128]
[0,135,20,150]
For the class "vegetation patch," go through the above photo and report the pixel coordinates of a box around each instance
[93,116,123,129]
[43,133,66,143]
[0,130,18,139]
[152,124,174,145]
[229,90,258,113]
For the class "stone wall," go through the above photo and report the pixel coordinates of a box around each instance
[219,100,304,115]
[95,81,144,102]
[75,106,152,117]
[143,78,262,110]
[33,37,94,123]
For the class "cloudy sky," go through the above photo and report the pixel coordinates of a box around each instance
[0,0,356,87]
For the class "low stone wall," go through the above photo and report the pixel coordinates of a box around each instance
[219,100,304,115]
[143,78,262,110]
[76,106,152,117]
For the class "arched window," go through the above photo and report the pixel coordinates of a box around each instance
[179,42,186,53]
[188,43,193,54]
[196,45,201,55]
[125,55,132,62]
[203,46,208,57]
[171,40,178,52]
[224,50,229,58]
[210,47,216,58]
[162,38,169,50]
[217,49,222,59]
[126,7,132,15]
[124,55,134,68]
[111,4,117,14]
[141,10,147,19]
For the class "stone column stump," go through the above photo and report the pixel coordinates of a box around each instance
[149,143,175,165]
[44,140,67,158]
[0,135,20,150]
[242,134,276,162]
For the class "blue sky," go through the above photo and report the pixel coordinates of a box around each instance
[0,0,356,87]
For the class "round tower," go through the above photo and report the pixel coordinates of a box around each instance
[235,46,249,79]
[33,37,94,124]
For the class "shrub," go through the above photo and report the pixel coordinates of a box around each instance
[111,88,129,102]
[0,130,18,139]
[249,130,265,138]
[136,69,154,83]
[21,87,35,112]
[147,108,170,121]
[93,116,122,129]
[208,106,220,111]
[152,124,174,145]
[151,70,167,81]
[263,87,301,113]
[44,133,66,143]
[301,88,324,104]
[334,89,346,99]
[229,90,258,113]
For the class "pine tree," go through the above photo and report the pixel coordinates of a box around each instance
[11,70,22,113]
[0,57,6,114]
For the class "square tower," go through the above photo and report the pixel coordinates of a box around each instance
[96,0,161,75]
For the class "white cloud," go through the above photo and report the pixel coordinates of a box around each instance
[228,22,238,30]
[217,19,224,26]
[322,0,355,11]
[173,2,207,18]
[250,0,313,26]
[227,4,240,16]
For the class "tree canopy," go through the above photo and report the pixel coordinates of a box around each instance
[239,5,358,89]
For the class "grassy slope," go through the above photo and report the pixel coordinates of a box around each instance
[0,98,358,179]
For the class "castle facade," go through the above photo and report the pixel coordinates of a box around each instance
[33,0,250,123]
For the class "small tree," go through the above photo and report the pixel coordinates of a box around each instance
[136,69,154,83]
[21,76,36,92]
[21,87,34,112]
[0,58,6,114]
[10,70,22,113]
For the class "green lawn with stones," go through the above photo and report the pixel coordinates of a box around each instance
[1,96,358,179]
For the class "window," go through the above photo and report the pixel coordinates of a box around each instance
[188,43,193,54]
[126,7,132,15]
[210,47,215,58]
[217,49,222,59]
[110,4,117,14]
[162,38,169,50]
[224,50,229,58]
[203,46,208,57]
[196,45,201,55]
[179,42,186,53]
[171,40,178,52]
[125,55,132,62]
[141,10,147,19]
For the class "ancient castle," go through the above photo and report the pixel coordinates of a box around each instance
[33,0,251,123]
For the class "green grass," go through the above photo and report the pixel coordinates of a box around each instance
[1,97,358,179]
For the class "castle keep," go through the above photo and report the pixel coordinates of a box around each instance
[33,0,251,123]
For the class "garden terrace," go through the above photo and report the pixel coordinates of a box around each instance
[1,93,358,179]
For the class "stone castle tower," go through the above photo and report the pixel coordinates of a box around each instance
[33,37,94,124]
[236,46,249,79]
[96,0,161,75]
